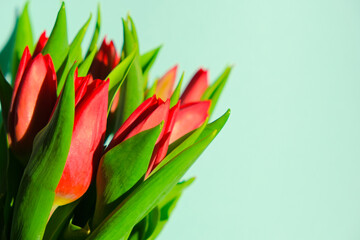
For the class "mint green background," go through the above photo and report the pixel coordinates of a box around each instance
[2,0,360,239]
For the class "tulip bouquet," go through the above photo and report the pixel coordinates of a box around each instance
[0,2,231,240]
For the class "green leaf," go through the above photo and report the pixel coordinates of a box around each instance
[147,178,195,240]
[57,14,91,95]
[107,47,137,115]
[86,4,101,58]
[119,18,144,123]
[128,15,139,47]
[140,46,161,76]
[0,16,17,76]
[12,2,34,81]
[201,66,232,115]
[78,47,96,77]
[87,131,217,240]
[42,2,69,72]
[44,200,80,240]
[170,72,184,108]
[10,65,75,239]
[0,70,13,127]
[92,124,162,228]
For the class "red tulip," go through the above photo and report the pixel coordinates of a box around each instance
[89,37,120,114]
[54,70,109,206]
[180,68,209,105]
[155,65,177,100]
[33,31,48,57]
[89,37,120,80]
[169,101,211,144]
[8,46,57,160]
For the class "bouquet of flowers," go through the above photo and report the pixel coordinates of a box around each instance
[0,3,231,239]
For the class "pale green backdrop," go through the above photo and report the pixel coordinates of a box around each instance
[2,0,360,239]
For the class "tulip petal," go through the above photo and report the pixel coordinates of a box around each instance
[33,31,48,57]
[89,37,120,80]
[55,78,109,206]
[180,68,209,104]
[9,52,57,155]
[128,99,170,141]
[107,96,157,150]
[155,65,177,100]
[146,102,180,176]
[169,101,210,144]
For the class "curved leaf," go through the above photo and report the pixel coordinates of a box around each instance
[86,4,101,58]
[107,47,136,114]
[42,2,69,72]
[92,124,162,228]
[57,14,91,94]
[140,46,161,77]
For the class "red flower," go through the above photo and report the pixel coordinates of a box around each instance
[155,65,178,100]
[89,37,120,80]
[89,37,120,114]
[180,68,209,104]
[54,70,109,206]
[106,95,210,176]
[8,46,57,160]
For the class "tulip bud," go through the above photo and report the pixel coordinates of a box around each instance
[89,37,120,80]
[54,71,109,206]
[8,46,57,162]
[180,68,209,104]
[155,65,177,100]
